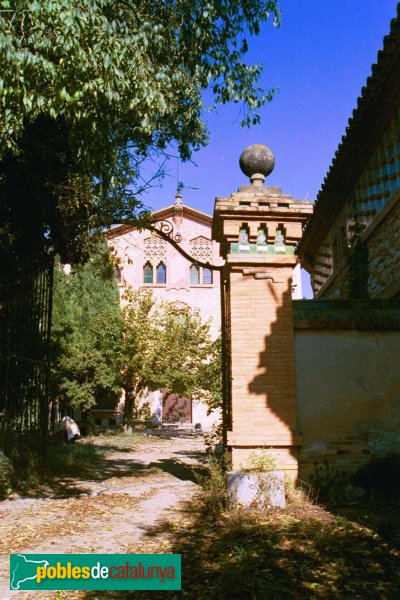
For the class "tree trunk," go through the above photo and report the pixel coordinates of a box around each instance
[123,388,134,425]
[123,382,141,425]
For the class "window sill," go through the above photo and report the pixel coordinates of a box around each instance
[189,284,214,288]
[143,283,166,287]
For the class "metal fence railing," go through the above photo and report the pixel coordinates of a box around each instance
[0,262,53,449]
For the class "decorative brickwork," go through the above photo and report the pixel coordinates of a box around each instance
[144,235,167,261]
[306,192,400,300]
[189,236,212,262]
[213,166,312,478]
[366,192,400,297]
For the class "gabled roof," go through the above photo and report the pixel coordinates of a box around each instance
[106,203,212,240]
[152,204,213,225]
[298,4,400,261]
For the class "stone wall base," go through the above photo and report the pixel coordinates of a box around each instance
[299,424,400,492]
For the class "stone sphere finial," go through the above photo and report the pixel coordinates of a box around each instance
[239,144,275,186]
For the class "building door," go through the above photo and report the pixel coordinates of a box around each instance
[162,391,192,423]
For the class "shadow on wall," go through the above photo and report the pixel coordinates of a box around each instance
[246,279,299,471]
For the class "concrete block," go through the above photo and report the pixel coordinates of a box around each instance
[226,470,286,509]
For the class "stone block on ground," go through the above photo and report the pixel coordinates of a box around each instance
[226,470,286,509]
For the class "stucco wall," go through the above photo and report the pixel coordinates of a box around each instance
[106,206,222,428]
[108,211,222,337]
[293,301,400,486]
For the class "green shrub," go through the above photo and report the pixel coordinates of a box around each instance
[46,442,102,478]
[197,453,231,516]
[245,448,277,472]
[204,421,223,454]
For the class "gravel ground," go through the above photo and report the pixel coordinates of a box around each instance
[0,430,207,600]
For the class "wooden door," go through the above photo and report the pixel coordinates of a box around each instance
[162,392,192,423]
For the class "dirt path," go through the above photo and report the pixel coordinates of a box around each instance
[0,430,206,599]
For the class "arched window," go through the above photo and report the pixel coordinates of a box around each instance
[143,261,153,284]
[190,264,200,285]
[156,262,166,284]
[203,268,213,285]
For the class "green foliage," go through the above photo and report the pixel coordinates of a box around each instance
[93,287,221,422]
[0,0,279,271]
[2,439,45,492]
[51,235,121,411]
[204,421,224,453]
[46,442,102,478]
[195,337,223,412]
[245,448,277,472]
[196,454,228,516]
[0,0,280,157]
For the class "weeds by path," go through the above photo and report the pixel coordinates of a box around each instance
[80,457,400,600]
[4,447,400,600]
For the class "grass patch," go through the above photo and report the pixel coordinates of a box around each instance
[1,432,155,495]
[45,432,156,479]
[46,442,104,478]
[89,431,156,452]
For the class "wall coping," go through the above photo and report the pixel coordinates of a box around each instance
[293,299,400,330]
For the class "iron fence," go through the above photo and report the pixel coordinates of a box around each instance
[0,261,53,448]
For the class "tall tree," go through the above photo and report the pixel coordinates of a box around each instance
[93,288,221,423]
[51,236,121,413]
[0,0,280,271]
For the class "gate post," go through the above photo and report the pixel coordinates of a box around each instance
[213,145,312,480]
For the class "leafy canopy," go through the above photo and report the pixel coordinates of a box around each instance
[0,0,280,266]
[51,236,121,411]
[1,0,280,159]
[92,288,222,422]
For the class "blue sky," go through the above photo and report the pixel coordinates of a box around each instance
[141,1,399,296]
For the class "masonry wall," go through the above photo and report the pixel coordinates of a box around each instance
[293,300,400,487]
[227,258,300,477]
[366,191,400,298]
[312,193,400,300]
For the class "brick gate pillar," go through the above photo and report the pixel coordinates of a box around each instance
[213,145,313,479]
